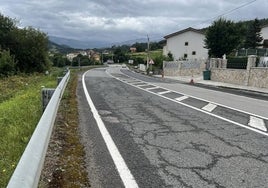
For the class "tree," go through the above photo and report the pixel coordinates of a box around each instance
[51,53,70,67]
[204,18,242,57]
[244,18,263,49]
[0,49,16,77]
[113,47,129,63]
[131,42,147,52]
[11,27,51,73]
[0,13,52,75]
[0,13,17,50]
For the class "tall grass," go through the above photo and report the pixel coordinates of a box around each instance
[0,68,63,187]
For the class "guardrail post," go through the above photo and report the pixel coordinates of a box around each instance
[57,77,63,85]
[42,88,55,112]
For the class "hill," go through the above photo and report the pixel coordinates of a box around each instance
[49,36,109,49]
[48,40,75,54]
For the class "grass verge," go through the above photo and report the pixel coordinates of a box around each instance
[0,68,63,187]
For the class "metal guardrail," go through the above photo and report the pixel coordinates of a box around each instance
[7,70,70,188]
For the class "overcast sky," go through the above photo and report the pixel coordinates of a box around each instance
[0,0,268,47]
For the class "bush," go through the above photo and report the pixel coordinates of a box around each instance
[0,50,16,77]
[227,57,247,69]
[132,57,145,66]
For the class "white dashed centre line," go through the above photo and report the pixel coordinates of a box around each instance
[248,116,267,132]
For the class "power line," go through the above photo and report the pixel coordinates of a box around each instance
[194,0,258,27]
[109,0,259,45]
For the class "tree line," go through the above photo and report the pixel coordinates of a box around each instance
[0,13,50,77]
[204,18,266,58]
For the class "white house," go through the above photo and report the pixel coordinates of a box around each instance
[163,27,208,60]
[261,25,268,48]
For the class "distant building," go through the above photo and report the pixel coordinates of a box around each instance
[66,53,79,61]
[91,52,100,61]
[130,47,137,53]
[79,51,87,56]
[163,27,208,60]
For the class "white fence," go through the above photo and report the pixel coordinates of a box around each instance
[7,71,70,188]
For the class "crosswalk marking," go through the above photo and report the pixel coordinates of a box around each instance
[175,96,189,102]
[202,103,217,112]
[157,90,172,95]
[146,86,158,90]
[137,84,149,87]
[248,116,267,132]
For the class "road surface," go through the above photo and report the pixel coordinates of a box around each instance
[77,65,268,188]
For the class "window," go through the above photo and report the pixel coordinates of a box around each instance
[184,54,188,59]
[192,51,196,55]
[185,42,188,46]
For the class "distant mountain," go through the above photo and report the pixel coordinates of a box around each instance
[49,36,109,49]
[48,40,75,54]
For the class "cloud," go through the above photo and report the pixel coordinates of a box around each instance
[0,0,267,47]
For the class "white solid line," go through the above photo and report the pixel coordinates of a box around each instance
[82,71,139,188]
[175,96,189,101]
[248,116,267,132]
[202,103,217,112]
[157,90,172,95]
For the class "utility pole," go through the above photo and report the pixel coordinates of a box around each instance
[147,34,150,70]
[78,57,81,70]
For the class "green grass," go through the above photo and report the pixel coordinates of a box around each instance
[0,68,63,187]
[128,49,163,59]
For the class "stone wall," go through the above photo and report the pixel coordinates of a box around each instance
[248,68,268,88]
[211,69,248,85]
[210,55,268,89]
[163,59,206,76]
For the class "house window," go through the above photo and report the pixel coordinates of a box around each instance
[192,51,196,55]
[184,54,188,59]
[185,42,188,46]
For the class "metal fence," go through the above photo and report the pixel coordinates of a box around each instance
[7,71,70,188]
[237,48,268,57]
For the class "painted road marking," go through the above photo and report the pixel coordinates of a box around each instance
[137,84,149,87]
[175,96,189,101]
[83,71,139,188]
[107,69,268,137]
[132,82,147,85]
[202,103,217,112]
[248,116,267,132]
[157,90,172,95]
[146,86,159,90]
[127,81,141,84]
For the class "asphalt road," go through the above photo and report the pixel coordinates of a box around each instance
[77,66,268,188]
